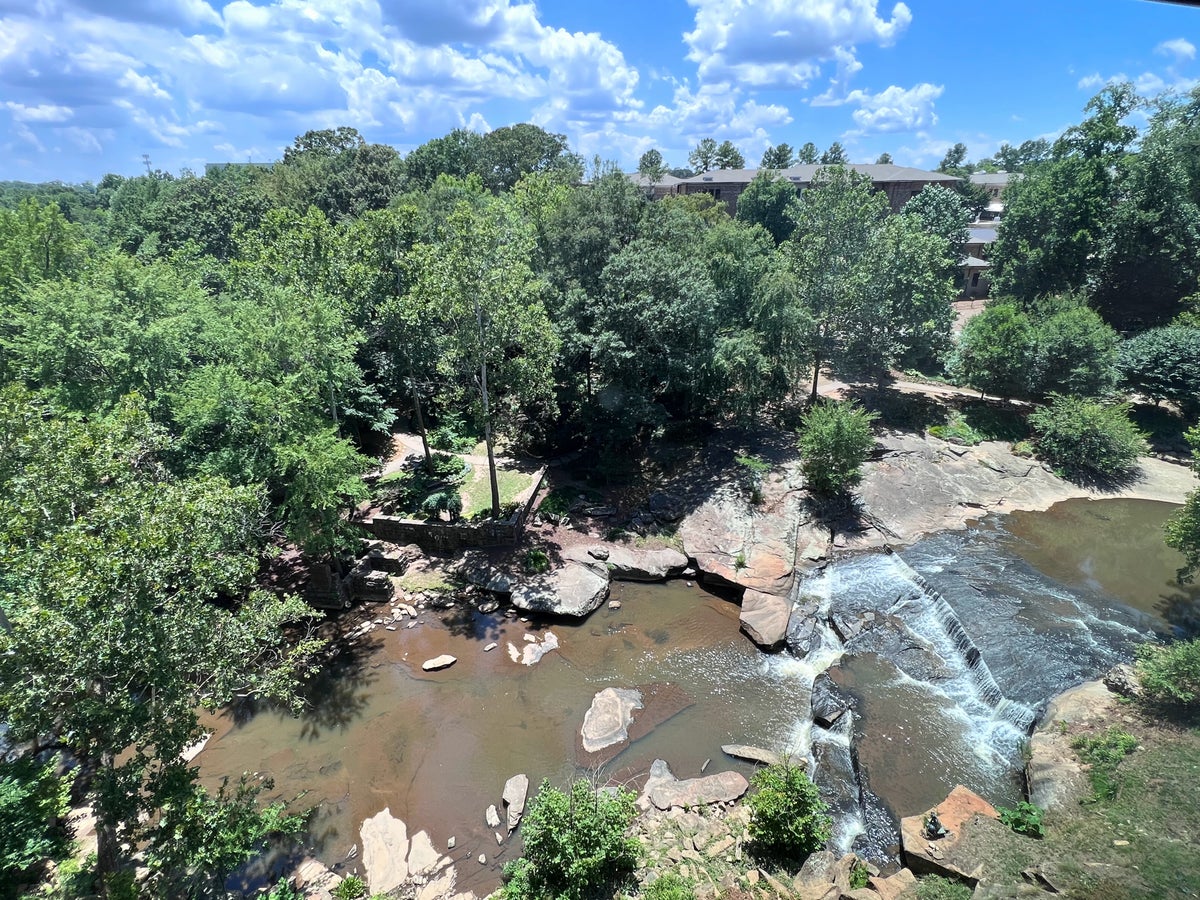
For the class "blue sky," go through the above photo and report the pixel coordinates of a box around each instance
[1,0,1197,183]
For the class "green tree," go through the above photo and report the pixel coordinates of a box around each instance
[1030,304,1119,398]
[637,148,668,185]
[0,756,75,894]
[820,141,848,164]
[1118,326,1200,416]
[798,399,878,497]
[271,127,405,220]
[900,184,972,268]
[1166,426,1200,582]
[688,137,719,173]
[499,779,640,900]
[0,390,320,896]
[0,197,85,306]
[875,152,894,165]
[476,123,580,193]
[761,142,796,169]
[402,128,484,189]
[937,142,970,175]
[407,200,559,515]
[797,142,819,164]
[735,172,801,244]
[950,302,1035,398]
[714,140,745,169]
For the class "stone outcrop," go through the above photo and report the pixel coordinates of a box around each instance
[580,687,643,753]
[503,774,529,831]
[293,857,343,900]
[738,589,791,649]
[510,560,609,617]
[565,545,689,582]
[361,807,410,895]
[1027,678,1119,811]
[720,744,786,767]
[422,654,457,671]
[899,784,1001,884]
[648,769,749,811]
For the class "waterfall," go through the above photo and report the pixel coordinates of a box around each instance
[886,555,1037,732]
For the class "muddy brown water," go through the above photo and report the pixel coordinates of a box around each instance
[202,498,1196,891]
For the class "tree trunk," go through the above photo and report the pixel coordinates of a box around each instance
[809,354,822,404]
[474,298,502,518]
[411,381,433,473]
[95,752,120,898]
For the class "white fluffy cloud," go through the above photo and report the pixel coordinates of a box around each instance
[683,0,911,88]
[1156,37,1196,62]
[843,82,942,134]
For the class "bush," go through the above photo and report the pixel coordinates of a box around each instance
[421,490,463,521]
[996,800,1045,838]
[641,874,696,900]
[1072,728,1138,801]
[1119,326,1200,416]
[1030,305,1119,399]
[915,875,973,900]
[332,875,367,899]
[798,400,878,497]
[499,779,640,900]
[1136,638,1200,710]
[928,411,983,446]
[1028,395,1147,481]
[523,548,550,574]
[949,302,1034,399]
[745,763,831,866]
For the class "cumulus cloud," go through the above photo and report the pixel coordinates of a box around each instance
[683,0,912,88]
[1156,37,1196,62]
[843,82,942,134]
[5,101,74,122]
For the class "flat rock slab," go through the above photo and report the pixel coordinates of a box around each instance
[510,560,609,617]
[578,682,693,767]
[502,774,529,831]
[361,807,409,895]
[739,589,791,648]
[649,770,749,810]
[900,784,999,884]
[294,857,343,900]
[407,829,450,877]
[422,654,457,671]
[721,744,786,767]
[1027,679,1117,811]
[566,545,688,581]
[580,687,643,753]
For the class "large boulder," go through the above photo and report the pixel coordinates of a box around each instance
[503,774,529,831]
[721,744,787,767]
[510,560,609,617]
[739,590,791,649]
[899,785,1000,884]
[293,857,343,900]
[566,545,688,582]
[648,770,749,810]
[1027,679,1118,811]
[580,687,643,753]
[361,808,410,895]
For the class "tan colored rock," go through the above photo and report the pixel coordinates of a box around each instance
[649,770,749,810]
[565,545,688,581]
[795,886,840,900]
[1028,680,1118,811]
[899,785,1002,885]
[869,867,917,900]
[722,743,785,767]
[360,807,409,894]
[739,589,791,648]
[503,773,529,831]
[415,867,456,900]
[841,890,881,900]
[422,654,457,671]
[580,687,643,753]
[293,856,343,900]
[795,849,837,887]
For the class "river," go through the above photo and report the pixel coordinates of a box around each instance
[202,498,1197,893]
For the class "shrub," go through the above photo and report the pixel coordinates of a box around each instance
[745,763,831,866]
[849,859,871,888]
[949,302,1034,399]
[1136,638,1200,710]
[1028,395,1146,481]
[928,411,983,446]
[421,490,463,521]
[264,880,304,900]
[736,454,771,504]
[1119,325,1200,416]
[996,800,1045,838]
[332,875,367,900]
[641,874,696,900]
[538,487,575,518]
[1030,305,1119,399]
[798,400,878,497]
[915,875,972,900]
[499,779,640,900]
[524,548,550,574]
[1072,728,1138,801]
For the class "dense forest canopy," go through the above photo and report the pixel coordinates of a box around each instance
[2,83,1200,897]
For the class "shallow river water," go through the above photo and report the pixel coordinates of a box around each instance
[202,498,1197,892]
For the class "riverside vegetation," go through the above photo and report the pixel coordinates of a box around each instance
[1,81,1199,899]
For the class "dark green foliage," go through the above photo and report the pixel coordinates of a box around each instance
[1119,326,1200,416]
[799,400,878,497]
[950,303,1034,398]
[901,184,972,266]
[1167,427,1200,584]
[523,548,550,573]
[915,875,973,900]
[1028,396,1147,481]
[745,763,832,866]
[736,173,800,244]
[499,779,640,900]
[1072,729,1139,801]
[642,873,696,900]
[928,411,983,446]
[1030,305,1119,398]
[264,879,305,900]
[0,756,74,887]
[332,875,367,899]
[1136,639,1200,710]
[760,143,795,170]
[996,801,1046,838]
[849,860,871,889]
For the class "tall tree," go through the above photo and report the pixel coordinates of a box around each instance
[637,149,669,185]
[760,143,795,169]
[900,184,972,271]
[875,152,894,165]
[688,137,719,173]
[937,142,970,174]
[797,142,819,164]
[735,172,801,245]
[0,390,320,896]
[819,142,848,165]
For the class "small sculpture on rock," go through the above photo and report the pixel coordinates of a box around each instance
[924,809,949,840]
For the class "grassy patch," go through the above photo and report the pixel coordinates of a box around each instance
[928,411,984,446]
[395,569,453,595]
[1072,728,1138,802]
[460,468,535,517]
[959,400,1029,442]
